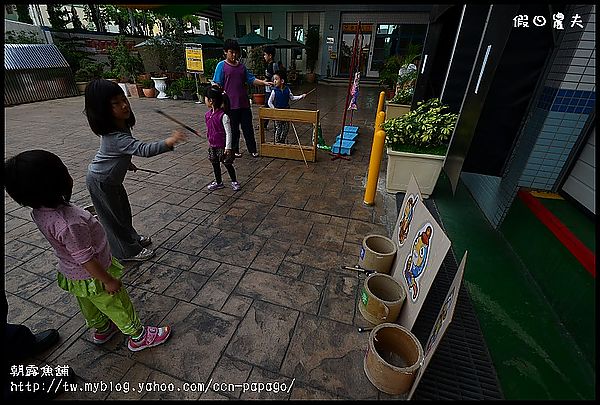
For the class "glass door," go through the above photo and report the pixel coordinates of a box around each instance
[338,23,373,77]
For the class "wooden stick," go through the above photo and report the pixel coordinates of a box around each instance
[304,87,316,97]
[291,122,309,168]
[290,88,316,106]
[154,109,201,137]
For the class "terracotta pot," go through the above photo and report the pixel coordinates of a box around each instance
[142,87,156,98]
[252,93,265,105]
[125,83,144,98]
[305,72,316,83]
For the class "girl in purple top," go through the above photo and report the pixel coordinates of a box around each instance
[204,85,240,191]
[212,39,272,157]
[4,150,171,352]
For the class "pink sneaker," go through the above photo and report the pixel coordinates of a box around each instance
[92,321,118,344]
[127,326,172,352]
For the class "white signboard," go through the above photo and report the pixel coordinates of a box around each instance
[392,199,451,330]
[392,174,423,251]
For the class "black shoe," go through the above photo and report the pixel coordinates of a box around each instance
[32,329,59,356]
[139,235,152,248]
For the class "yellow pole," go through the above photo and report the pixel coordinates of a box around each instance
[376,91,385,115]
[364,119,387,206]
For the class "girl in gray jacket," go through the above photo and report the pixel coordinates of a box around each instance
[84,79,186,262]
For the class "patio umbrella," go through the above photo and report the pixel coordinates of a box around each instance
[188,34,224,48]
[271,35,306,64]
[236,32,275,46]
[271,35,296,48]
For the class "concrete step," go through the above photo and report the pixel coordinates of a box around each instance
[319,76,382,88]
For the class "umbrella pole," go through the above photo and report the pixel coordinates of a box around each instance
[194,72,202,104]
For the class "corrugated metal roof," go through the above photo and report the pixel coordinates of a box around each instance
[4,44,70,71]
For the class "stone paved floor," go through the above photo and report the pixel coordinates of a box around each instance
[4,83,400,400]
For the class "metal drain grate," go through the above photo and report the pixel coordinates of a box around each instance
[395,193,504,400]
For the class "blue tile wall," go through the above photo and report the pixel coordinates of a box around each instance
[537,88,596,114]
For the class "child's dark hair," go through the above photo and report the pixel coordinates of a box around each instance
[4,150,73,208]
[263,46,275,57]
[84,79,136,135]
[204,85,230,113]
[274,70,287,83]
[223,39,241,54]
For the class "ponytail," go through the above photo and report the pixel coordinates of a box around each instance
[204,84,230,114]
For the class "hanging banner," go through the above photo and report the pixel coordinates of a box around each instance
[185,43,204,72]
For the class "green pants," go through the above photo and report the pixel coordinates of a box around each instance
[58,258,142,336]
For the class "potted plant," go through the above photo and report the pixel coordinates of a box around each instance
[74,61,104,94]
[107,35,145,97]
[385,43,422,118]
[247,46,266,104]
[378,55,402,99]
[141,78,156,98]
[382,98,458,197]
[167,76,197,100]
[386,68,417,119]
[102,69,120,83]
[305,27,320,83]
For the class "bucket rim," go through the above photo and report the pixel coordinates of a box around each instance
[364,273,406,304]
[368,322,423,372]
[362,234,397,255]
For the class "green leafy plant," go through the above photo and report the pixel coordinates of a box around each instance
[55,37,94,72]
[166,76,196,97]
[141,79,154,89]
[4,30,44,44]
[107,35,144,83]
[379,43,422,90]
[391,69,417,104]
[247,45,266,78]
[390,86,415,105]
[382,98,458,155]
[378,55,402,89]
[202,58,219,81]
[102,69,119,79]
[74,60,105,82]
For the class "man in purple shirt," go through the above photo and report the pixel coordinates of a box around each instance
[212,39,271,157]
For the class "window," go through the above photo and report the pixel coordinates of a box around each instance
[252,25,260,35]
[293,25,304,42]
[370,23,427,72]
[292,25,304,60]
[236,24,246,38]
[266,25,273,39]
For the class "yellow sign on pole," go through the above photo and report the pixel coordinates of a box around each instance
[185,44,204,72]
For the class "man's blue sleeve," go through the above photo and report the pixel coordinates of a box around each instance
[245,65,257,85]
[213,61,224,85]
